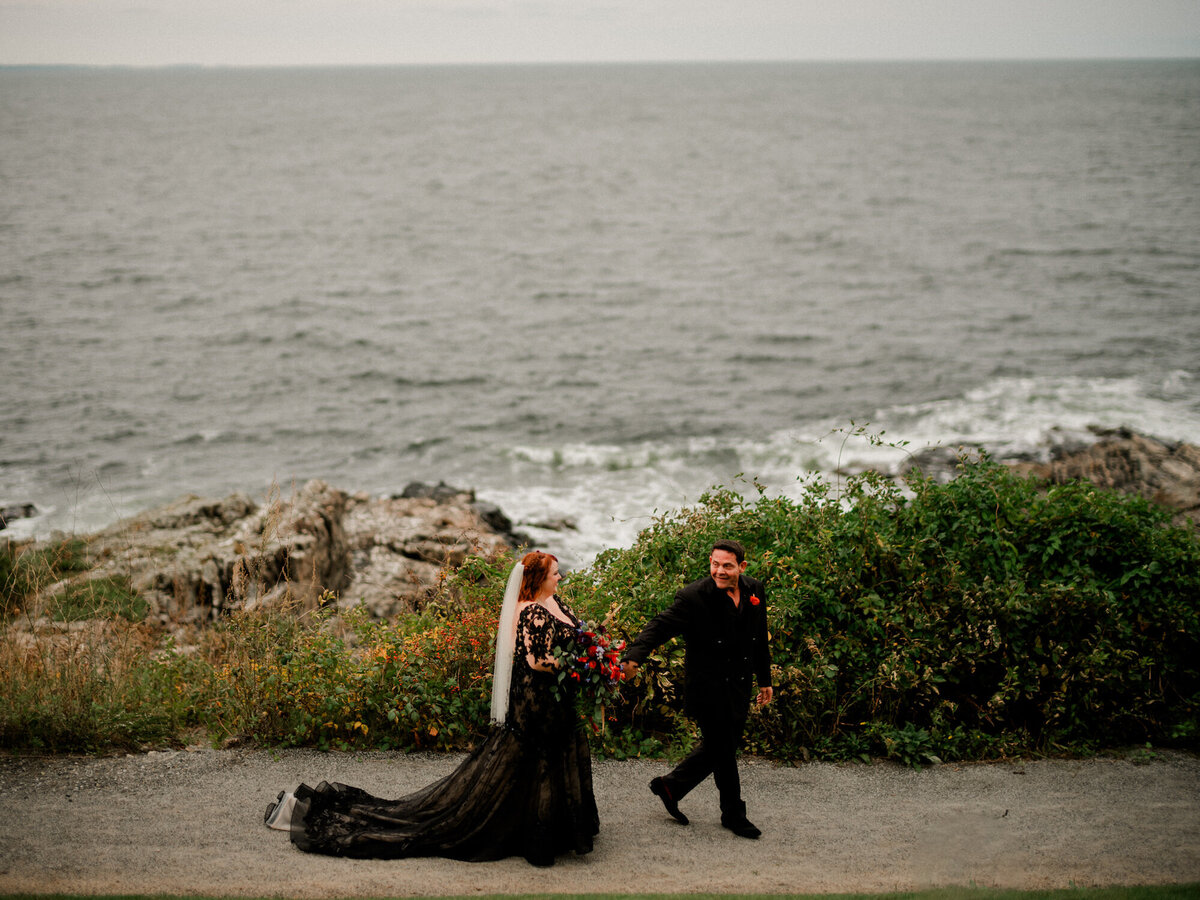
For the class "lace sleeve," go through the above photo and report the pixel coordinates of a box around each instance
[518,604,557,672]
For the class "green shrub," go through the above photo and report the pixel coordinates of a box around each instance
[47,575,148,622]
[568,456,1200,763]
[2,537,94,619]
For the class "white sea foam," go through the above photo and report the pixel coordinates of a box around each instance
[480,373,1200,565]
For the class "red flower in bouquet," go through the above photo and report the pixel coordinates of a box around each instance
[552,620,626,716]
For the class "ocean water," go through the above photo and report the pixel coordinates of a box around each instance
[2,60,1199,566]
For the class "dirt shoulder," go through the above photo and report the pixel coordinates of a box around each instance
[1,748,1198,896]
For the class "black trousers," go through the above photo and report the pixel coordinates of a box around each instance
[660,700,749,815]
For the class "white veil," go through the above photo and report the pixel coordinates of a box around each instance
[490,562,524,724]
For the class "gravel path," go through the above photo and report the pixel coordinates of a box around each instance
[2,748,1198,896]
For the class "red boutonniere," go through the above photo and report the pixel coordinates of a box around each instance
[749,595,761,606]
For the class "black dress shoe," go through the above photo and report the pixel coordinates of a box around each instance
[721,813,762,839]
[649,777,689,825]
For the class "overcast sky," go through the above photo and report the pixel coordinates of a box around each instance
[2,0,1199,67]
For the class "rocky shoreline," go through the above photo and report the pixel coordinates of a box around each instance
[3,430,1198,638]
[34,480,526,627]
[901,427,1200,528]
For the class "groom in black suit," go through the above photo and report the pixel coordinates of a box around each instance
[622,539,773,838]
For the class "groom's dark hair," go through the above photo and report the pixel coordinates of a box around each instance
[711,539,745,564]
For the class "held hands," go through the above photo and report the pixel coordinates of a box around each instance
[622,660,772,707]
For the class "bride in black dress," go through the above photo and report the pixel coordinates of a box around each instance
[264,551,598,867]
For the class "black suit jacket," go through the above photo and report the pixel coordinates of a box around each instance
[624,574,771,721]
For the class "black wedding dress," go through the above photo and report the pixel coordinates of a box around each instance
[280,598,598,867]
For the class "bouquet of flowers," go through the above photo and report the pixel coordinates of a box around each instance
[552,620,626,726]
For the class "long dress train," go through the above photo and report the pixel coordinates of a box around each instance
[279,598,598,866]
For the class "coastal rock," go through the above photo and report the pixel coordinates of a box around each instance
[398,480,528,548]
[889,429,1199,527]
[897,446,971,483]
[0,502,38,530]
[339,485,513,617]
[15,479,517,630]
[1007,429,1200,526]
[83,480,351,623]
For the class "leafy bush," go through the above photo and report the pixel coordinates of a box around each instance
[568,456,1200,763]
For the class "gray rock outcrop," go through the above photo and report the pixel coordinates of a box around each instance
[887,429,1198,526]
[23,479,517,629]
[339,485,517,618]
[0,502,38,531]
[80,480,351,624]
[1009,428,1200,526]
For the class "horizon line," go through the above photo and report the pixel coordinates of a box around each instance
[2,54,1198,71]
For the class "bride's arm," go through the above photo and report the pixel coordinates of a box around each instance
[519,605,561,672]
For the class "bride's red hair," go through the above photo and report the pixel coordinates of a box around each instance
[519,551,558,603]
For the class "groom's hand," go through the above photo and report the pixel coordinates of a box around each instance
[622,660,640,679]
[756,686,773,706]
